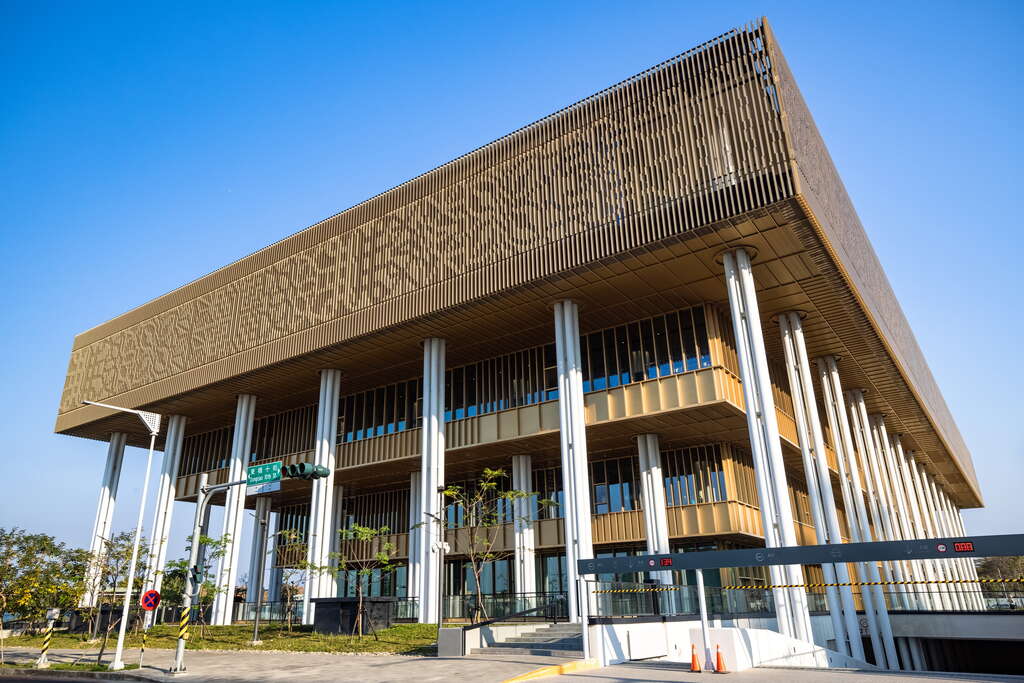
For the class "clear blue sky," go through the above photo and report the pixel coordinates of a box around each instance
[1,1,1021,567]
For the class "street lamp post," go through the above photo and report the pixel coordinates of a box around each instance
[82,400,162,672]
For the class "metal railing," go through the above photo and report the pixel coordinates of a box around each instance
[589,582,1024,619]
[231,601,304,623]
[443,592,568,622]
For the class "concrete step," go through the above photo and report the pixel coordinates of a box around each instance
[470,646,584,658]
[489,639,581,650]
[502,634,583,643]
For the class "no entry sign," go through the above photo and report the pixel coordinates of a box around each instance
[140,589,161,611]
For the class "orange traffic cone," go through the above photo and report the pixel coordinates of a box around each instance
[714,644,729,674]
[690,643,702,672]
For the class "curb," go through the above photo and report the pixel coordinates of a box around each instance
[0,669,162,681]
[501,658,600,682]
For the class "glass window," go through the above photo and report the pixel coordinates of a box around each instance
[665,312,685,374]
[681,309,698,371]
[588,333,607,391]
[640,319,658,379]
[652,316,671,377]
[694,306,712,368]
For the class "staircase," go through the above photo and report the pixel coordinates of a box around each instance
[470,622,584,658]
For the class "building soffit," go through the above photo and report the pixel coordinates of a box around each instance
[56,19,979,507]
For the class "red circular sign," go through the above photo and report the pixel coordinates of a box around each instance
[140,590,161,611]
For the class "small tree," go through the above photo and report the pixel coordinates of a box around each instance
[331,525,397,639]
[77,531,149,663]
[275,528,308,632]
[0,528,89,664]
[163,532,228,640]
[442,468,532,620]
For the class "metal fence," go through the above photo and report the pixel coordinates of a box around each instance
[442,592,568,622]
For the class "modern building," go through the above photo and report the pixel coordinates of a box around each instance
[58,18,982,670]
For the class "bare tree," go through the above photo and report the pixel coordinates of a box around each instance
[442,468,533,620]
[331,525,397,639]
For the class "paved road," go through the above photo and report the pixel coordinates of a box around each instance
[6,649,1023,682]
[2,647,558,682]
[560,661,1024,682]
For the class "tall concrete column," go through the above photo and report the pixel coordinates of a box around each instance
[937,485,974,610]
[908,459,959,610]
[511,455,537,595]
[816,356,893,668]
[892,441,945,611]
[407,471,422,603]
[212,394,256,625]
[840,386,900,669]
[779,313,859,659]
[145,415,187,599]
[950,505,984,609]
[266,510,282,603]
[553,300,595,624]
[303,369,342,625]
[417,338,446,624]
[722,248,811,642]
[922,472,968,610]
[82,432,127,607]
[871,417,919,607]
[636,434,672,585]
[847,392,910,610]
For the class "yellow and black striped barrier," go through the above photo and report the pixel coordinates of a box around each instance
[35,622,53,669]
[591,577,1024,593]
[178,606,190,641]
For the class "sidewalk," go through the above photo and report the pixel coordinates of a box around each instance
[2,647,558,682]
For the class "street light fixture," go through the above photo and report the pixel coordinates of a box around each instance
[82,400,161,672]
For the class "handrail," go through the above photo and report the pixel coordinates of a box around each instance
[463,595,567,632]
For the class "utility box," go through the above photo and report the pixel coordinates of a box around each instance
[310,597,396,635]
[437,626,465,656]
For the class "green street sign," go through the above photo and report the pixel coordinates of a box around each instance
[247,461,282,487]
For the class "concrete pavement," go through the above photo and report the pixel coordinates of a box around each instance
[559,661,1024,682]
[2,647,561,681]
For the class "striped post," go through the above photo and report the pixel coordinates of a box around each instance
[139,628,148,668]
[35,620,54,669]
[178,606,190,641]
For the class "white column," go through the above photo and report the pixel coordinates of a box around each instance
[329,484,345,597]
[145,415,187,598]
[909,459,958,611]
[553,300,595,624]
[552,299,598,626]
[722,249,811,642]
[840,385,899,669]
[893,442,945,611]
[871,417,919,608]
[816,356,892,667]
[779,313,859,658]
[923,472,968,610]
[937,487,976,609]
[407,471,422,604]
[247,496,272,604]
[951,506,984,609]
[417,338,446,624]
[847,391,909,611]
[83,432,127,607]
[212,394,256,625]
[512,455,537,595]
[266,510,282,603]
[303,369,342,624]
[636,434,672,585]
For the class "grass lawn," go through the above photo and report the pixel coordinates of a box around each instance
[2,623,439,655]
